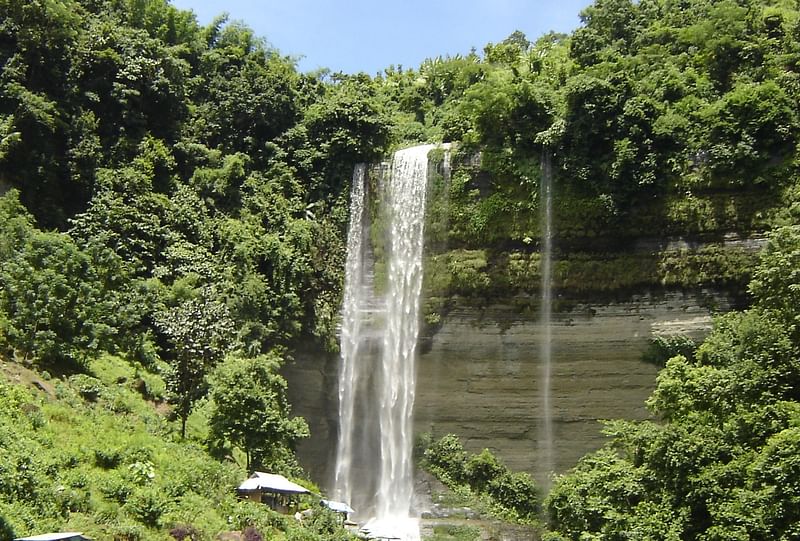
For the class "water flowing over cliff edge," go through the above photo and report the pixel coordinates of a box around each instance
[284,150,764,495]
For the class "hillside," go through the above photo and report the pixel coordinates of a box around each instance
[0,353,349,540]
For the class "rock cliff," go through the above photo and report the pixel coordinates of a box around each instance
[284,153,771,490]
[285,284,750,487]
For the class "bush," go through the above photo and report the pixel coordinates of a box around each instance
[487,472,539,518]
[428,524,481,541]
[123,486,167,527]
[70,375,104,403]
[464,449,504,491]
[109,521,145,541]
[53,486,91,515]
[0,512,15,541]
[226,500,289,534]
[160,492,230,539]
[101,471,132,503]
[305,508,347,538]
[642,335,697,367]
[94,447,123,469]
[422,435,540,521]
[424,434,468,482]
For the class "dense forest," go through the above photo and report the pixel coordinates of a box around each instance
[2,0,800,539]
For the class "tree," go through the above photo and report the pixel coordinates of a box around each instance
[0,222,116,367]
[154,290,235,438]
[700,81,799,184]
[423,433,468,482]
[291,73,391,197]
[208,352,309,472]
[748,225,800,331]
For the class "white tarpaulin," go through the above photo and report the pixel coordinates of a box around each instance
[15,534,90,541]
[237,472,310,495]
[321,499,355,514]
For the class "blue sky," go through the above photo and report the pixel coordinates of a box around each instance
[169,0,592,75]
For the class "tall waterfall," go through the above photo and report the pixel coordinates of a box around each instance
[538,150,554,489]
[334,164,367,508]
[335,145,438,540]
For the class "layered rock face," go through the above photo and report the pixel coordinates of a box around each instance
[285,287,742,486]
[414,290,734,477]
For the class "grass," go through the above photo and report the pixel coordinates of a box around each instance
[0,353,323,541]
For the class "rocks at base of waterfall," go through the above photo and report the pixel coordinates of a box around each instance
[420,506,481,520]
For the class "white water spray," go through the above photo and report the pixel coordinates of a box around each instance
[335,145,440,540]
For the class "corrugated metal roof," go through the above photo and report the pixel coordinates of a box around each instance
[237,472,310,494]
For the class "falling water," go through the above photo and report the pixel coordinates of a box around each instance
[539,150,554,490]
[334,164,367,508]
[335,145,438,541]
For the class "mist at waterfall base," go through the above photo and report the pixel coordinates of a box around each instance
[334,145,437,540]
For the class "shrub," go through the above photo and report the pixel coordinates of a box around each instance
[53,486,91,515]
[123,486,167,527]
[109,521,145,541]
[464,449,504,491]
[226,500,289,534]
[94,447,123,469]
[424,434,468,482]
[0,512,15,541]
[101,471,132,503]
[428,524,481,541]
[422,435,540,522]
[642,335,697,367]
[70,375,104,403]
[305,508,346,538]
[487,471,539,518]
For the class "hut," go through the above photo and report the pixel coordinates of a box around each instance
[237,472,310,513]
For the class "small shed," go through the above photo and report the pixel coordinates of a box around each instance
[320,499,355,523]
[237,472,310,513]
[15,534,91,541]
[319,500,355,525]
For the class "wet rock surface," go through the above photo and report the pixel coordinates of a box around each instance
[285,288,738,487]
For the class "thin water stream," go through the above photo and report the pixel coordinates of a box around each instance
[539,150,554,490]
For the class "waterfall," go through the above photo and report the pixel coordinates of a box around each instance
[538,150,554,489]
[334,164,367,508]
[335,145,439,540]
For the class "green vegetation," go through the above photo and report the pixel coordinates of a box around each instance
[420,434,539,523]
[3,0,800,538]
[3,0,798,374]
[544,225,800,539]
[208,353,309,473]
[426,524,481,541]
[0,355,338,541]
[401,0,800,308]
